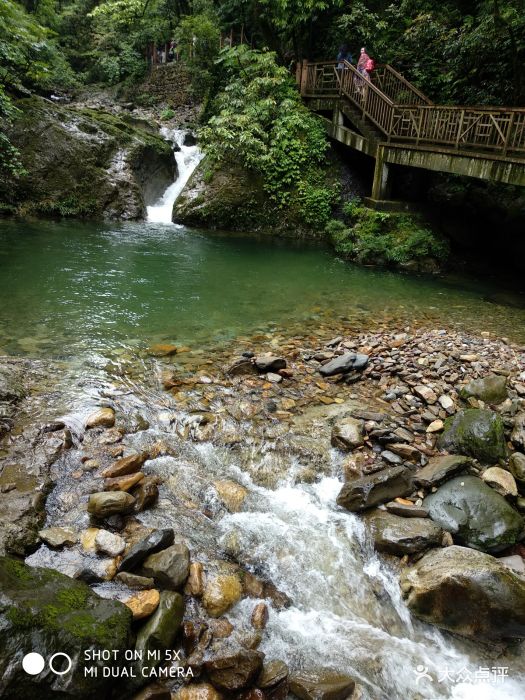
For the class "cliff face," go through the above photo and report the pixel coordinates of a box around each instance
[1,97,176,220]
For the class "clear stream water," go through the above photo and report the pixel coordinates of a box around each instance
[2,219,525,699]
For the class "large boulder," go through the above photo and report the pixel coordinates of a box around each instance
[135,591,184,666]
[459,374,508,404]
[2,97,175,220]
[423,475,523,552]
[365,510,443,555]
[437,409,507,463]
[337,466,413,512]
[414,454,471,488]
[400,545,525,640]
[0,557,132,698]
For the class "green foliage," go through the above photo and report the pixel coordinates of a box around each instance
[0,85,26,189]
[160,107,176,119]
[327,199,450,268]
[175,9,221,97]
[201,46,332,222]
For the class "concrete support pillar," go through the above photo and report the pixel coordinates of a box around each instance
[371,146,391,200]
[333,108,344,126]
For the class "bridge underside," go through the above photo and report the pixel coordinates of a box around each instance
[308,98,525,201]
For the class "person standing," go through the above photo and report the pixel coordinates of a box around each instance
[357,47,371,80]
[337,44,353,69]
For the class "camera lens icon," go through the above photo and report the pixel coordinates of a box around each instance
[22,652,72,676]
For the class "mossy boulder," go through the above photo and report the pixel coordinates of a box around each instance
[459,374,508,404]
[400,545,525,640]
[423,475,523,552]
[1,97,175,220]
[437,408,507,463]
[0,556,132,698]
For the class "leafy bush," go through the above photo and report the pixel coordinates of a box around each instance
[201,46,333,224]
[160,107,175,120]
[326,200,449,268]
[0,84,26,189]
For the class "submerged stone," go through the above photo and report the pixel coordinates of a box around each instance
[437,408,507,463]
[400,545,525,640]
[423,475,523,552]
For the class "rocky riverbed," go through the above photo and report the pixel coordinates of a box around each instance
[1,320,525,699]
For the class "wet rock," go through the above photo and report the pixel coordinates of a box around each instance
[118,528,175,573]
[385,443,420,461]
[209,618,234,639]
[132,477,159,512]
[185,561,205,596]
[460,374,508,404]
[438,409,507,463]
[124,589,160,620]
[85,407,115,429]
[337,466,413,512]
[148,343,178,357]
[481,466,518,497]
[258,660,289,689]
[414,454,472,488]
[102,451,148,478]
[0,556,131,698]
[331,417,364,451]
[498,555,525,574]
[251,602,269,629]
[365,510,443,555]
[424,475,523,552]
[381,450,403,465]
[511,413,525,451]
[95,528,126,556]
[204,649,264,692]
[80,527,100,551]
[509,452,525,482]
[266,372,283,383]
[319,352,368,377]
[400,545,525,640]
[135,590,184,658]
[104,471,144,491]
[88,491,136,518]
[385,501,428,518]
[38,526,78,548]
[203,573,243,617]
[141,542,190,589]
[173,684,223,700]
[289,671,355,700]
[116,571,155,589]
[226,358,258,377]
[254,355,286,372]
[214,480,248,512]
[132,683,171,700]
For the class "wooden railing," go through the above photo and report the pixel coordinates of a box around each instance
[299,60,525,158]
[373,64,432,106]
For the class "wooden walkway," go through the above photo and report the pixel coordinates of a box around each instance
[297,60,525,202]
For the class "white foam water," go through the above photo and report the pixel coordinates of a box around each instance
[146,128,203,224]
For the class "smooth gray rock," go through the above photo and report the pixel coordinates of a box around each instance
[424,475,523,552]
[385,501,428,518]
[141,542,190,589]
[254,355,286,372]
[400,545,525,640]
[460,374,508,404]
[118,529,174,572]
[319,352,369,377]
[414,454,472,488]
[337,466,413,512]
[87,491,135,518]
[509,452,525,482]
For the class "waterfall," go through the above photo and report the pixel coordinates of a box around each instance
[146,128,203,224]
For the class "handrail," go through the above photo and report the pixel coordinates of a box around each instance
[375,64,432,106]
[299,59,525,158]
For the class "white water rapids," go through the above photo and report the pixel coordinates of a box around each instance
[146,128,203,224]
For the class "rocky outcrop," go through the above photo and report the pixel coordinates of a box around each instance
[2,97,175,219]
[423,475,523,552]
[0,557,132,698]
[400,546,525,640]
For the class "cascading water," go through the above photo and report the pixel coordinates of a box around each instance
[146,128,203,224]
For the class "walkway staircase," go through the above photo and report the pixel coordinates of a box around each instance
[296,60,525,201]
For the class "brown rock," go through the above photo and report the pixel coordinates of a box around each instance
[104,472,144,491]
[289,671,355,700]
[173,683,223,700]
[86,407,115,429]
[185,561,205,596]
[203,574,243,617]
[243,573,265,598]
[214,480,248,513]
[132,477,159,512]
[258,660,289,689]
[132,682,171,700]
[251,602,269,629]
[148,343,178,357]
[125,589,160,620]
[209,618,234,639]
[115,572,155,589]
[204,649,264,691]
[102,452,148,478]
[87,491,135,518]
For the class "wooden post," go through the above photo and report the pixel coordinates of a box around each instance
[371,146,391,201]
[299,59,309,96]
[503,112,515,156]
